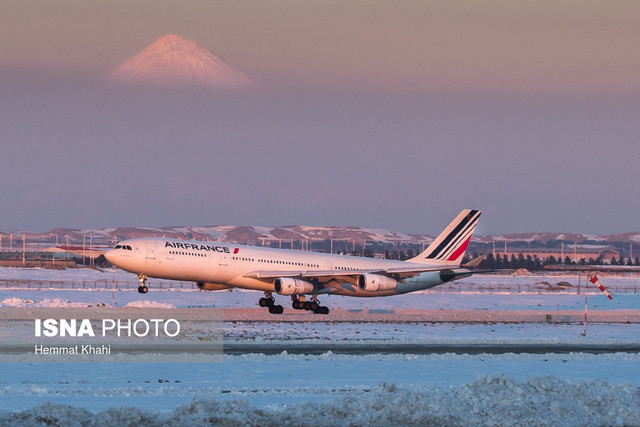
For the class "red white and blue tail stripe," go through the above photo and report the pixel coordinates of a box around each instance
[409,209,481,265]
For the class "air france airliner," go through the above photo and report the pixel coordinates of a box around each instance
[105,209,482,314]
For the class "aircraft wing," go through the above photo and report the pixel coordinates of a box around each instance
[243,269,362,287]
[243,264,456,282]
[244,269,367,280]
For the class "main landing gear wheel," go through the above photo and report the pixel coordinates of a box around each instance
[268,304,284,314]
[259,297,274,307]
[259,294,284,314]
[291,296,330,315]
[137,273,148,294]
[314,306,330,315]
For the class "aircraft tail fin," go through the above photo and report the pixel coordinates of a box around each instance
[409,209,481,265]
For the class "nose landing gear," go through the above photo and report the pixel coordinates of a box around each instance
[137,273,148,294]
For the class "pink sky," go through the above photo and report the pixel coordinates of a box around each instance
[1,1,640,234]
[2,0,639,92]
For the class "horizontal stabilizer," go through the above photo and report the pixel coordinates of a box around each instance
[463,255,485,268]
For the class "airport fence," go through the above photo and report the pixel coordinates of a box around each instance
[430,282,640,295]
[0,279,638,294]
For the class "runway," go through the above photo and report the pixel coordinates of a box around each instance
[2,342,638,357]
[222,342,640,355]
[222,308,640,323]
[2,307,638,323]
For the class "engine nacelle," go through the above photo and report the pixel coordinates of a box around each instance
[357,274,397,292]
[274,278,314,295]
[197,282,232,291]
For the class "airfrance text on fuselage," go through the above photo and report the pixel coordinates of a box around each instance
[165,241,234,253]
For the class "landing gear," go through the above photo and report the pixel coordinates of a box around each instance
[137,273,148,294]
[258,296,273,307]
[268,304,284,314]
[258,294,330,315]
[259,293,284,314]
[315,305,330,315]
[291,296,330,315]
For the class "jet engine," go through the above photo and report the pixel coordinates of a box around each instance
[357,274,397,292]
[274,278,314,295]
[197,282,232,291]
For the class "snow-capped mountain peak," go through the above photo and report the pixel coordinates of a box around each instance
[110,34,256,88]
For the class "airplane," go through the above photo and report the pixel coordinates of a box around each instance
[105,209,482,314]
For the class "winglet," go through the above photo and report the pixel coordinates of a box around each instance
[408,209,481,265]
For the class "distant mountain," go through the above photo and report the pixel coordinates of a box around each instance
[40,225,433,247]
[110,34,256,88]
[4,225,640,252]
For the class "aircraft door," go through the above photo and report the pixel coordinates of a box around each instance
[218,252,228,266]
[145,243,156,259]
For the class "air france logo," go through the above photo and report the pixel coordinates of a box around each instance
[165,241,239,254]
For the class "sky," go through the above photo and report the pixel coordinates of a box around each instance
[1,0,640,235]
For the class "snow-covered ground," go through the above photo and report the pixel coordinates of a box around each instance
[0,267,639,425]
[1,354,639,425]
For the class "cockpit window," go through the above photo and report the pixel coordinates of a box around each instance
[114,244,132,250]
[114,245,122,249]
[124,245,132,250]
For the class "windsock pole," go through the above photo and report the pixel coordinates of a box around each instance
[583,278,588,336]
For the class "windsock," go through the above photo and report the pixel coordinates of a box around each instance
[589,275,613,300]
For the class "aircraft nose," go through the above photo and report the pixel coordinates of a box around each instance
[104,249,117,264]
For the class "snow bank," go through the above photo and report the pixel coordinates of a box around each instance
[0,297,31,307]
[0,297,89,308]
[1,375,637,426]
[34,298,88,308]
[0,297,175,309]
[511,268,532,276]
[123,301,176,309]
